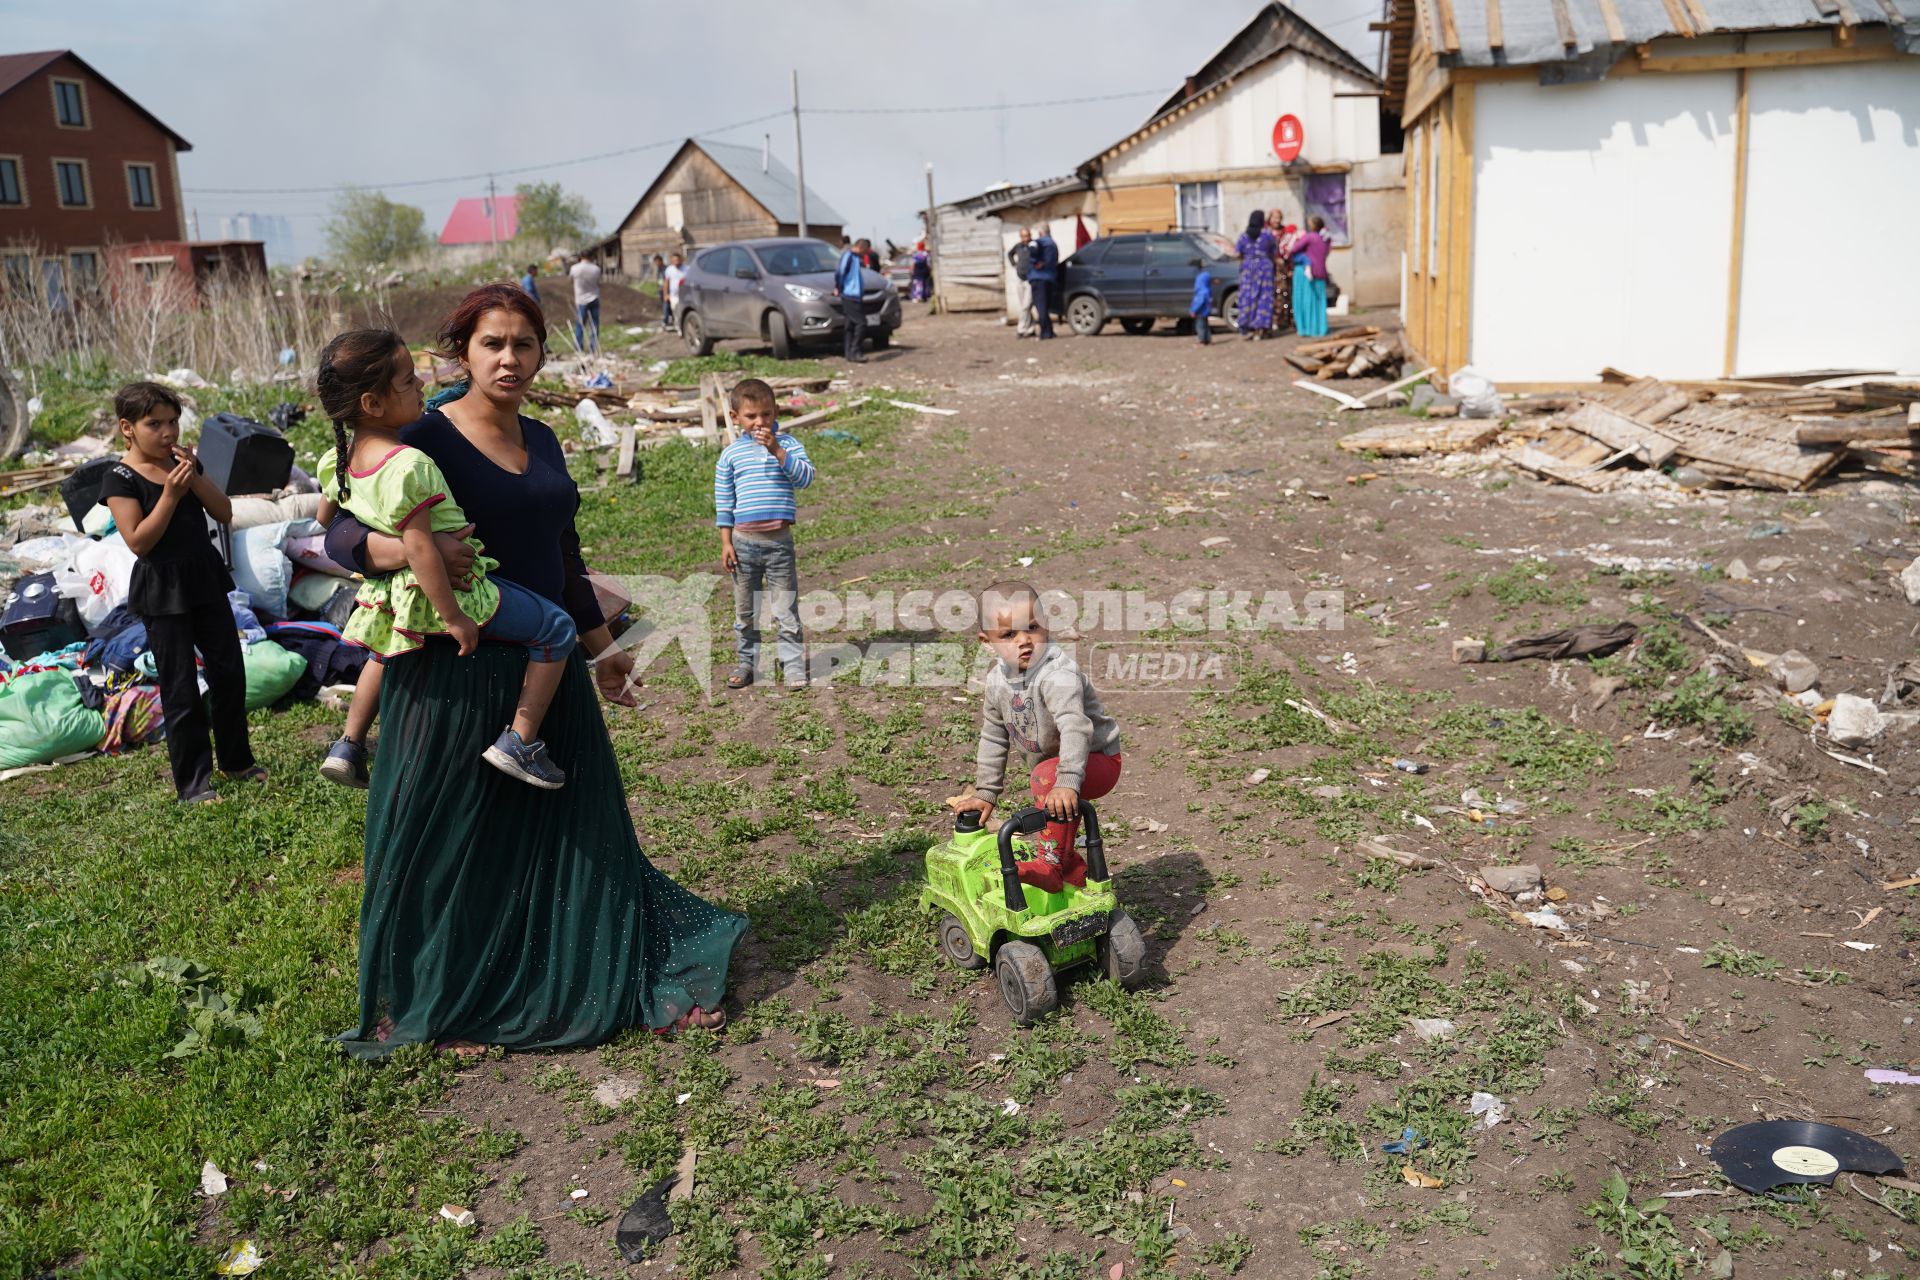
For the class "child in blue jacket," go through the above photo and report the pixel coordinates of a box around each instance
[1190,269,1214,345]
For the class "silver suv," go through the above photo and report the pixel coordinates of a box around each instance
[677,237,903,360]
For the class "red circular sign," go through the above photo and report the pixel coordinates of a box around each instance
[1272,114,1304,163]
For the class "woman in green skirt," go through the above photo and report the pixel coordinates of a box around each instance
[325,284,745,1057]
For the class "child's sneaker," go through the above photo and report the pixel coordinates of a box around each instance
[482,729,566,790]
[319,737,369,789]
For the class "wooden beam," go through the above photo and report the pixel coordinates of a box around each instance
[1635,44,1898,72]
[1596,0,1628,43]
[1445,84,1475,376]
[1549,0,1578,48]
[1724,68,1750,378]
[1486,0,1505,49]
[1436,0,1462,53]
[1680,0,1712,34]
[1656,0,1696,36]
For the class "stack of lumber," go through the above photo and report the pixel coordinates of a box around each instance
[1284,327,1406,380]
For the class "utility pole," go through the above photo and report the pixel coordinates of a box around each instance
[190,208,200,240]
[792,69,808,238]
[924,162,937,309]
[487,174,499,253]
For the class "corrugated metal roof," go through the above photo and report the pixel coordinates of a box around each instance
[940,174,1089,218]
[1434,0,1920,67]
[438,195,521,246]
[693,139,846,228]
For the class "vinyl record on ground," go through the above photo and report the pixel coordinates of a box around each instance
[1708,1120,1903,1193]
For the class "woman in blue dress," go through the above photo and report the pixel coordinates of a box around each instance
[1233,210,1277,339]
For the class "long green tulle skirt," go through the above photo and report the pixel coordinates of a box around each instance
[339,642,745,1058]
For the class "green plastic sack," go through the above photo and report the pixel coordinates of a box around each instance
[243,639,307,710]
[0,670,105,769]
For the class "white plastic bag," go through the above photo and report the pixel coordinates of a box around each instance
[574,398,619,448]
[1447,365,1505,419]
[52,534,136,630]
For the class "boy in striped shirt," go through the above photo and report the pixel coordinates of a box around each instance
[715,378,815,689]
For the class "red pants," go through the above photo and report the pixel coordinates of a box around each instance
[1019,752,1122,892]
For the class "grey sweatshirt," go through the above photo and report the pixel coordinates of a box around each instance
[973,643,1122,803]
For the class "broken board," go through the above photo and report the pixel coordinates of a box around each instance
[1565,402,1682,467]
[1338,420,1500,456]
[1502,426,1627,492]
[1659,404,1845,490]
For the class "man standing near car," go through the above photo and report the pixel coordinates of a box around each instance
[834,238,869,364]
[1007,227,1035,337]
[1027,225,1058,341]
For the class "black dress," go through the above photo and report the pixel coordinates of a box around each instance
[97,461,232,616]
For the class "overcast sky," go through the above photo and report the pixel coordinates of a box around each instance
[4,0,1384,261]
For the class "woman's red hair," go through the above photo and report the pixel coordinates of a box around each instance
[437,283,548,362]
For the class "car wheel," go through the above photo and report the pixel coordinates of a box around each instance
[869,327,892,350]
[766,309,793,360]
[939,914,985,970]
[1221,288,1240,331]
[681,310,713,356]
[1098,910,1148,989]
[1119,318,1154,336]
[1066,294,1106,337]
[994,939,1058,1027]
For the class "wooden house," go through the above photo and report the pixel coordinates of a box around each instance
[1393,0,1920,383]
[606,139,846,276]
[924,175,1096,314]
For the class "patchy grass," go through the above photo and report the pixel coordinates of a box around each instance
[657,351,829,385]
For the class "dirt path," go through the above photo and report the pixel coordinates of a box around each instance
[447,311,1920,1278]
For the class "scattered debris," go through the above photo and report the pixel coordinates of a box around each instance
[1381,1126,1425,1155]
[1338,420,1501,456]
[1401,1165,1444,1189]
[616,1176,678,1262]
[1709,1121,1903,1194]
[1659,1036,1753,1073]
[1451,637,1486,664]
[213,1242,263,1277]
[1133,816,1169,834]
[1827,694,1886,748]
[439,1204,476,1228]
[1409,1017,1456,1042]
[1767,650,1821,695]
[1390,759,1428,775]
[1245,768,1271,786]
[669,1146,697,1202]
[1479,864,1544,896]
[1469,1092,1507,1129]
[200,1160,229,1198]
[1486,622,1638,663]
[1865,1069,1920,1086]
[1360,835,1442,869]
[1520,909,1573,932]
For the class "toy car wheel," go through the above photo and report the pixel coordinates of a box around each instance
[939,914,985,970]
[994,940,1058,1027]
[1099,910,1148,989]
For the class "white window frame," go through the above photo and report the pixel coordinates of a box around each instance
[0,154,25,207]
[50,77,89,129]
[52,157,91,209]
[1176,180,1222,233]
[130,255,176,284]
[125,162,159,210]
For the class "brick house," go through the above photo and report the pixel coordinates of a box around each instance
[0,49,191,301]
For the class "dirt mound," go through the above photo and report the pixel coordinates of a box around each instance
[340,278,661,344]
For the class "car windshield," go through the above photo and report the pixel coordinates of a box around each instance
[1194,234,1237,261]
[759,243,839,275]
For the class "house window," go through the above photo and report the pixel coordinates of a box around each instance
[0,157,21,206]
[52,79,88,128]
[1303,174,1349,246]
[2,253,31,293]
[54,160,89,208]
[130,257,175,284]
[1177,181,1221,233]
[126,164,158,210]
[69,251,99,291]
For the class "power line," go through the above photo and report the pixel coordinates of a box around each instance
[183,88,1172,198]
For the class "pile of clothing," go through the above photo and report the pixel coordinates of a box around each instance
[0,490,369,777]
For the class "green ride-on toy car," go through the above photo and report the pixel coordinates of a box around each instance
[920,801,1147,1025]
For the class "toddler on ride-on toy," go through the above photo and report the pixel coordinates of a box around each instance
[953,580,1122,891]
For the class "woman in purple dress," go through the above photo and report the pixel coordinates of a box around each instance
[1234,210,1277,339]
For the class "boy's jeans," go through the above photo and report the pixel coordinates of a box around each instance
[732,531,805,682]
[1194,311,1211,344]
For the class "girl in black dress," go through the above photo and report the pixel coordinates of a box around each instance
[99,381,261,803]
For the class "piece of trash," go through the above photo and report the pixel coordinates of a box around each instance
[1170,1178,1187,1188]
[1109,1264,1125,1280]
[616,1176,677,1262]
[1866,1069,1920,1085]
[213,1242,262,1276]
[1747,520,1788,539]
[1133,817,1168,834]
[1521,909,1573,932]
[1016,556,1034,567]
[811,1078,841,1089]
[1409,1018,1455,1042]
[1828,694,1886,748]
[584,371,614,389]
[1842,941,1876,952]
[1199,536,1230,548]
[1470,1092,1507,1129]
[1381,1126,1425,1155]
[1489,622,1638,663]
[1391,759,1428,775]
[200,1160,229,1198]
[1709,1249,1734,1279]
[1359,835,1442,870]
[675,1091,693,1105]
[1401,1165,1444,1189]
[1643,722,1679,740]
[1709,1120,1903,1193]
[817,428,861,443]
[1768,650,1820,695]
[569,1187,589,1200]
[669,1145,697,1202]
[593,1075,642,1107]
[1451,637,1487,664]
[1245,768,1271,785]
[1479,864,1543,896]
[1001,1098,1021,1115]
[439,1204,476,1227]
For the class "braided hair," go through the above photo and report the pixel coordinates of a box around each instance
[315,328,407,505]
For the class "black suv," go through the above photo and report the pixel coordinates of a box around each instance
[677,237,902,360]
[1059,231,1241,336]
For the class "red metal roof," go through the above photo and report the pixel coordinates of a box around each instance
[0,49,193,150]
[438,195,520,246]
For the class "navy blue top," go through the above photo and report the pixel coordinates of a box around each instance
[324,409,602,633]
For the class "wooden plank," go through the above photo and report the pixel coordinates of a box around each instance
[1634,45,1898,71]
[1660,405,1845,489]
[1359,368,1440,406]
[699,373,720,444]
[1445,84,1475,376]
[1606,377,1692,424]
[1549,0,1578,48]
[1339,420,1501,455]
[1436,0,1461,52]
[615,425,637,477]
[1566,402,1682,466]
[1503,443,1624,491]
[1596,0,1628,43]
[1724,69,1750,377]
[1680,0,1712,33]
[1794,419,1919,445]
[1656,0,1696,36]
[1486,0,1505,50]
[1293,379,1370,410]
